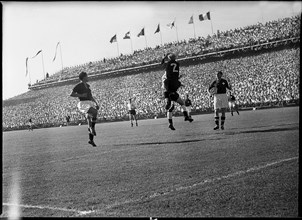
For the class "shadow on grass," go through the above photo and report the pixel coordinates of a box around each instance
[223,126,298,135]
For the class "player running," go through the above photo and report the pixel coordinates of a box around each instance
[161,53,193,130]
[127,98,138,127]
[70,71,99,147]
[208,71,232,130]
[228,92,240,116]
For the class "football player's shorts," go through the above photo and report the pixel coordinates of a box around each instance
[228,101,235,109]
[129,109,136,115]
[214,93,228,110]
[186,106,192,113]
[77,100,96,114]
[164,91,179,102]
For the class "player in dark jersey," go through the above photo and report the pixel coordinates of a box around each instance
[70,72,99,147]
[184,93,193,121]
[161,53,193,130]
[228,92,240,116]
[28,118,34,131]
[208,71,232,130]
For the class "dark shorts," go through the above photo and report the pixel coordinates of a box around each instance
[164,91,179,102]
[129,110,136,115]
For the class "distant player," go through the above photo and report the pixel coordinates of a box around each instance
[228,92,240,116]
[127,98,138,127]
[65,115,71,126]
[208,71,232,130]
[70,71,99,147]
[161,53,193,130]
[184,93,193,121]
[28,118,34,131]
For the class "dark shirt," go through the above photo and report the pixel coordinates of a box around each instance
[185,98,192,107]
[163,60,181,92]
[209,78,231,94]
[72,82,93,101]
[165,60,180,81]
[230,95,236,101]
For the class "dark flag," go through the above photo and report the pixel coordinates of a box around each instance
[154,24,160,34]
[110,34,117,43]
[137,28,145,37]
[123,31,131,39]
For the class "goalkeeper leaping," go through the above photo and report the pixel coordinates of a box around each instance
[161,53,193,130]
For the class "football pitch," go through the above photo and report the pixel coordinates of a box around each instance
[2,106,299,217]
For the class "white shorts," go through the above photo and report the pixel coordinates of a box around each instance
[229,101,235,108]
[77,100,96,114]
[214,94,228,110]
[186,106,192,113]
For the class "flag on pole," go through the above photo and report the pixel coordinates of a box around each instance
[188,15,194,24]
[52,42,60,62]
[154,24,160,34]
[199,11,211,21]
[110,34,117,43]
[25,57,29,76]
[31,50,42,58]
[137,28,144,37]
[123,31,131,39]
[167,21,175,29]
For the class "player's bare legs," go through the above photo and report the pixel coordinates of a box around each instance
[134,114,138,126]
[129,113,133,127]
[176,97,193,122]
[220,108,226,130]
[166,98,175,130]
[214,109,220,130]
[87,107,97,146]
[235,105,240,115]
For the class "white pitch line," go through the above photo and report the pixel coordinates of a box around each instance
[80,156,299,216]
[3,156,298,217]
[2,203,87,216]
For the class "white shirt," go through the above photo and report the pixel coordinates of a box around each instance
[127,102,136,110]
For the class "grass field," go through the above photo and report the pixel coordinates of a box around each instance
[2,106,299,217]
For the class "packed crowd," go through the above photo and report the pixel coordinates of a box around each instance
[37,15,300,84]
[3,45,300,130]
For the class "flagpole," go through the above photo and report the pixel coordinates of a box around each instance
[160,30,163,46]
[175,17,179,42]
[59,42,64,77]
[209,12,214,35]
[144,27,148,48]
[130,37,133,54]
[41,51,46,80]
[193,16,196,39]
[116,41,120,56]
[26,58,31,85]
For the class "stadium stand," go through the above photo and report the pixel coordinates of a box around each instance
[2,15,300,131]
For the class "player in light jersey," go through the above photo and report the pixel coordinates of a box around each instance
[228,92,240,116]
[127,98,138,127]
